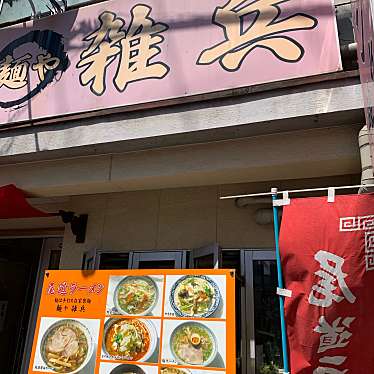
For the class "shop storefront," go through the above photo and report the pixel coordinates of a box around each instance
[0,0,370,373]
[2,177,369,374]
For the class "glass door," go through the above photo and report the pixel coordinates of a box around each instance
[243,250,282,374]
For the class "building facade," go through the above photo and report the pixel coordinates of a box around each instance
[0,0,371,373]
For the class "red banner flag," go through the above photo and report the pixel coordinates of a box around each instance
[280,194,374,373]
[0,184,52,219]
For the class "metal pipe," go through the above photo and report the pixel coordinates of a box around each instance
[358,125,374,193]
[220,184,374,200]
[271,187,290,374]
[340,42,357,61]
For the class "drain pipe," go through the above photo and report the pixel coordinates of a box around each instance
[358,125,374,193]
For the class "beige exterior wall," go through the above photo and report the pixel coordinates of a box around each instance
[57,174,360,270]
[0,123,363,269]
[0,125,362,197]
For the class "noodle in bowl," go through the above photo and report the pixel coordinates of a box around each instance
[40,319,93,374]
[170,275,221,318]
[160,368,192,374]
[114,276,158,316]
[170,321,218,367]
[103,318,157,362]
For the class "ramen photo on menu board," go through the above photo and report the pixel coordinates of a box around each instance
[114,276,158,316]
[170,321,217,366]
[40,319,93,373]
[103,318,157,362]
[170,276,221,318]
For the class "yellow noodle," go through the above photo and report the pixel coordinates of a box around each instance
[49,358,73,368]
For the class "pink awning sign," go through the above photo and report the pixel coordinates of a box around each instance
[0,0,341,127]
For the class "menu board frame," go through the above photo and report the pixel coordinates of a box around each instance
[28,269,236,374]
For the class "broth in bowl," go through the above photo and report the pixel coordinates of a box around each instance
[104,319,151,361]
[41,320,90,373]
[115,276,157,315]
[171,322,216,366]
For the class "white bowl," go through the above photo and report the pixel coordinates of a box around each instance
[170,275,221,318]
[102,318,158,362]
[40,319,94,374]
[139,319,158,362]
[114,276,159,316]
[170,321,218,367]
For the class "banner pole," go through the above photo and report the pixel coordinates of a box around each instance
[271,187,290,374]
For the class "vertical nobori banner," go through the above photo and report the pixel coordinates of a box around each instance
[279,194,374,373]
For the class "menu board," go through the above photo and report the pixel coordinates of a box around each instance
[29,269,236,374]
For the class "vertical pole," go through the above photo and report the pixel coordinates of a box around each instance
[271,187,290,374]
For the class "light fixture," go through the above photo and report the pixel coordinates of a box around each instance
[59,210,88,243]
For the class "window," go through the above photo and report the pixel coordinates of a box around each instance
[98,252,129,270]
[191,243,222,269]
[130,251,187,269]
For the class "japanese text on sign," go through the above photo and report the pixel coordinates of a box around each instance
[0,0,341,126]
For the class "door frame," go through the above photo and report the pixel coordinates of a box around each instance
[19,237,63,374]
[242,249,276,374]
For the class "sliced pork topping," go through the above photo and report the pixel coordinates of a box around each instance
[47,326,79,358]
[176,343,203,365]
[172,323,215,365]
[43,321,88,373]
[64,338,79,358]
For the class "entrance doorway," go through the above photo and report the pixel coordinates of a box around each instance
[243,251,282,374]
[0,237,62,374]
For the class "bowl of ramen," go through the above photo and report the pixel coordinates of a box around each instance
[170,275,221,318]
[40,319,93,373]
[161,368,191,374]
[170,321,217,367]
[114,276,158,316]
[109,363,146,373]
[103,318,157,362]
